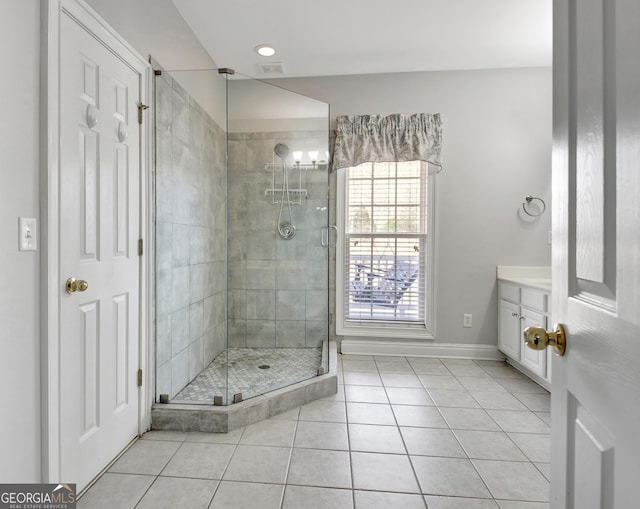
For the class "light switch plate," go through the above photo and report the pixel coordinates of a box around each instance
[19,217,37,251]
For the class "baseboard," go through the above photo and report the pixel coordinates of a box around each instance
[340,338,505,360]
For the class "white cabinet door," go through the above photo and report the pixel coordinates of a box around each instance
[498,299,520,360]
[519,308,547,378]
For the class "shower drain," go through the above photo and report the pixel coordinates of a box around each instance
[258,364,271,370]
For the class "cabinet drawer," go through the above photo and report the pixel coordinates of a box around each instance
[521,287,547,312]
[500,283,520,304]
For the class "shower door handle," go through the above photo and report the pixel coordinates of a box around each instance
[321,225,338,247]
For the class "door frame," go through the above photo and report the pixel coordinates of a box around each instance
[41,0,153,483]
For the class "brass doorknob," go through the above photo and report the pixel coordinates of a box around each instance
[66,277,89,294]
[523,323,566,356]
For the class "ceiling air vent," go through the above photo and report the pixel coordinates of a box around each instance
[257,62,285,75]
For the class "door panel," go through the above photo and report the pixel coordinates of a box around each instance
[552,0,640,506]
[59,11,141,491]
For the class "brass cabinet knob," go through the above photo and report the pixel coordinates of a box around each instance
[66,277,89,294]
[523,323,566,356]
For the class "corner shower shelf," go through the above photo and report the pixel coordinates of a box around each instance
[264,162,307,205]
[264,188,307,202]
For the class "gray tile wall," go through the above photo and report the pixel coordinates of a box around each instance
[227,132,330,350]
[155,73,227,400]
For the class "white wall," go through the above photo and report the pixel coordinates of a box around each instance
[0,0,42,481]
[271,68,552,346]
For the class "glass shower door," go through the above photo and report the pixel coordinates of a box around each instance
[224,72,330,403]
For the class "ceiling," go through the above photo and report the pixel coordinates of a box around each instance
[86,0,552,79]
[173,0,552,78]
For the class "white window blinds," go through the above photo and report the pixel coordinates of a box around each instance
[343,161,427,324]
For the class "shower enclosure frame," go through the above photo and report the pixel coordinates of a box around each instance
[151,66,337,432]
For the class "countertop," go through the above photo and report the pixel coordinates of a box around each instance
[496,266,552,292]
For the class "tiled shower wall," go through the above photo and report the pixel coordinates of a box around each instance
[154,73,227,399]
[227,132,329,349]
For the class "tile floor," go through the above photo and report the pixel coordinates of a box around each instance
[173,347,322,404]
[79,355,551,509]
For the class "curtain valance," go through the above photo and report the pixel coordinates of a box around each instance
[331,113,442,171]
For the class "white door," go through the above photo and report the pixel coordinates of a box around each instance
[59,11,142,491]
[551,0,640,507]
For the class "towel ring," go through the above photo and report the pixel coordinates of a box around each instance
[522,195,546,217]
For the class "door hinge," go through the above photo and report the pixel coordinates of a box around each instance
[137,369,143,387]
[137,103,148,124]
[138,238,143,256]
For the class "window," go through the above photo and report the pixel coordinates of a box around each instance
[336,160,435,338]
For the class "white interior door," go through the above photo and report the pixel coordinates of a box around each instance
[552,0,640,507]
[59,10,142,491]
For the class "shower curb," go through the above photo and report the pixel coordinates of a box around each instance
[151,341,338,433]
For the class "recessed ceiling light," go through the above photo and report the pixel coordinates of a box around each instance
[256,44,276,57]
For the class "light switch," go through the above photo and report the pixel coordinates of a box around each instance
[19,217,37,251]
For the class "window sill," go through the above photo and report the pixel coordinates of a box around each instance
[337,321,435,340]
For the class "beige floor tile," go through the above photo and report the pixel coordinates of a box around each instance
[347,402,396,425]
[239,418,297,447]
[385,387,434,406]
[392,405,448,428]
[418,374,464,390]
[457,376,507,392]
[283,485,353,509]
[299,400,347,422]
[473,459,549,502]
[401,427,466,458]
[140,430,189,442]
[108,440,181,476]
[343,371,383,386]
[411,456,491,498]
[497,502,549,509]
[345,385,389,404]
[351,452,420,493]
[186,428,245,444]
[287,448,352,489]
[454,430,528,461]
[294,420,349,450]
[375,360,414,373]
[209,481,284,509]
[425,495,499,508]
[469,391,529,411]
[342,359,378,372]
[354,490,426,508]
[349,423,406,454]
[427,388,481,408]
[495,378,547,394]
[508,432,551,463]
[78,473,154,509]
[439,408,501,431]
[513,392,551,412]
[136,477,218,509]
[486,410,551,434]
[223,445,291,484]
[162,442,235,479]
[380,372,423,388]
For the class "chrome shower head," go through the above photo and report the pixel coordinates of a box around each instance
[274,143,290,159]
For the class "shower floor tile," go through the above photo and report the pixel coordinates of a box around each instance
[172,347,322,404]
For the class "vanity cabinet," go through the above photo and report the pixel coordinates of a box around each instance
[498,281,550,388]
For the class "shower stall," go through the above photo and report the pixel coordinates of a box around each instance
[152,68,334,431]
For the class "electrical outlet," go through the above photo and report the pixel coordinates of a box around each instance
[463,314,472,328]
[19,217,37,251]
